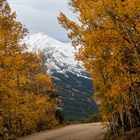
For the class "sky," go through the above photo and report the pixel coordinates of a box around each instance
[8,0,75,42]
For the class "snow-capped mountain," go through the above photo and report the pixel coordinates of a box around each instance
[24,32,97,122]
[24,32,88,79]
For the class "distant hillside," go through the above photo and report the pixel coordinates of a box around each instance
[53,72,98,122]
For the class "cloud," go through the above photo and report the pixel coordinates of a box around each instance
[8,0,72,42]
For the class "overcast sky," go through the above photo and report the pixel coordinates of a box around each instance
[8,0,75,42]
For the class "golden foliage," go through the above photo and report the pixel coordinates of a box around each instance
[58,0,140,135]
[0,0,60,139]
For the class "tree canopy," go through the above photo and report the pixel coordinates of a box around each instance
[58,0,140,135]
[0,0,60,139]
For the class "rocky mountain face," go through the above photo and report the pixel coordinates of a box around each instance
[24,32,98,121]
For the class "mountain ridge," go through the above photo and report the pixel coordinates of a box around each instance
[24,32,89,78]
[24,32,98,121]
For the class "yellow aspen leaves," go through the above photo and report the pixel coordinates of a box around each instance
[58,0,140,134]
[0,1,60,139]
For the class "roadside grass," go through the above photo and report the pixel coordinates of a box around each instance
[103,127,140,140]
[62,121,81,127]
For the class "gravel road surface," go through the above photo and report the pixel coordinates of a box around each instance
[18,122,107,140]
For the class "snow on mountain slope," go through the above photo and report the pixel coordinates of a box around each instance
[24,33,97,121]
[24,32,89,78]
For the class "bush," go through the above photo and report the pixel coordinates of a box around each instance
[85,113,101,123]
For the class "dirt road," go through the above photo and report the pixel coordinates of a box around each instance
[18,123,107,140]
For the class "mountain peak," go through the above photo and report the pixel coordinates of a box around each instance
[32,32,54,40]
[24,32,96,121]
[24,32,88,78]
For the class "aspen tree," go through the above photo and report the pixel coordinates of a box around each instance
[58,0,140,134]
[0,1,60,139]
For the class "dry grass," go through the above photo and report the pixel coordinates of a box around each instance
[103,127,140,140]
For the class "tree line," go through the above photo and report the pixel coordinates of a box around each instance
[0,0,62,139]
[58,0,140,136]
